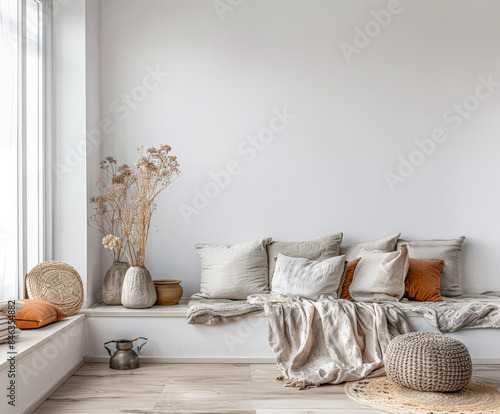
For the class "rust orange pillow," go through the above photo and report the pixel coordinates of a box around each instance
[15,299,67,329]
[341,258,362,301]
[405,258,444,302]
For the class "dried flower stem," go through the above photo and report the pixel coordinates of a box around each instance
[90,146,180,267]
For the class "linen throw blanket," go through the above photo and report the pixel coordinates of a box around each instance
[391,292,500,332]
[247,294,410,388]
[187,292,500,333]
[187,294,264,325]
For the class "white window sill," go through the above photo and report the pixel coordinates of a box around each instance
[0,314,85,370]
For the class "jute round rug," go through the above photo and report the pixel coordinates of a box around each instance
[345,376,500,414]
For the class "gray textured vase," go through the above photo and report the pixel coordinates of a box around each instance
[102,261,130,305]
[121,266,157,309]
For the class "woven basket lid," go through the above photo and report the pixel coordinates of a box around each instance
[26,261,84,316]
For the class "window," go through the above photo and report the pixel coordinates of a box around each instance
[0,0,50,300]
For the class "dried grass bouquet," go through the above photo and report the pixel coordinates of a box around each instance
[89,145,180,266]
[89,156,130,262]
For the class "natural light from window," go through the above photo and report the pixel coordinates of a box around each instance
[0,0,46,301]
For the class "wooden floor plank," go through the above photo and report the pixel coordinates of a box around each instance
[34,363,500,414]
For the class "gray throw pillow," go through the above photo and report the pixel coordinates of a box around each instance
[271,254,347,301]
[196,238,272,300]
[349,245,409,303]
[397,237,465,297]
[267,233,343,285]
[340,233,401,262]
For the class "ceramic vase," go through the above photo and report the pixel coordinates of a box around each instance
[153,280,183,306]
[102,261,130,305]
[121,266,157,309]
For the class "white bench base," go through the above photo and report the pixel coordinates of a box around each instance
[84,301,500,363]
[0,315,86,414]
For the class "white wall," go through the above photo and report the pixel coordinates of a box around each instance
[95,0,500,297]
[85,0,103,308]
[53,0,89,305]
[53,0,103,308]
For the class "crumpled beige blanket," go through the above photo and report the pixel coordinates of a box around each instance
[186,294,263,325]
[389,292,500,333]
[187,292,500,334]
[247,294,411,389]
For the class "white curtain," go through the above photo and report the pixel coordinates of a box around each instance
[0,0,19,300]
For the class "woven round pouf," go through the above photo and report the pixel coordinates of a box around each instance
[385,332,472,392]
[26,261,84,316]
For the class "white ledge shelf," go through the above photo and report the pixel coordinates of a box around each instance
[83,300,422,318]
[83,300,191,317]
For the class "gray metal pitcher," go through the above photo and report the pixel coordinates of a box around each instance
[104,337,148,370]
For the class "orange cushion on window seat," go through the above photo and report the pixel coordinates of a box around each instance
[405,258,444,302]
[15,299,67,329]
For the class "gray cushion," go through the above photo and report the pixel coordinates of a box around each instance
[397,237,465,297]
[271,254,347,300]
[267,233,343,285]
[196,238,272,300]
[340,233,400,262]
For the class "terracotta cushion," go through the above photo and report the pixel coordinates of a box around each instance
[15,299,67,329]
[405,258,444,302]
[340,258,362,301]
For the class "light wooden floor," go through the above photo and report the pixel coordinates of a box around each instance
[34,363,500,414]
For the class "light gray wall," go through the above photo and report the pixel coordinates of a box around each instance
[85,0,103,306]
[95,0,500,297]
[53,0,103,307]
[53,0,89,305]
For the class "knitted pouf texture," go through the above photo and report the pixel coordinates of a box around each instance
[385,332,473,392]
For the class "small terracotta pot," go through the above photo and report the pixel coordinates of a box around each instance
[154,280,183,306]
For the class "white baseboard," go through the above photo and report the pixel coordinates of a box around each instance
[24,359,84,414]
[85,356,276,364]
[85,356,500,365]
[471,358,500,365]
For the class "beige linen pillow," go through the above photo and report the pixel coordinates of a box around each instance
[0,300,26,316]
[340,233,400,262]
[267,233,343,284]
[349,245,409,302]
[196,238,272,300]
[397,237,465,297]
[0,317,21,344]
[271,254,347,300]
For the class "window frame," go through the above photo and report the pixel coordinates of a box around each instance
[16,0,53,299]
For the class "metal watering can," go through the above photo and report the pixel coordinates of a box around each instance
[104,337,148,370]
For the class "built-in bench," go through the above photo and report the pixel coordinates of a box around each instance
[0,314,86,414]
[2,300,499,413]
[83,300,500,364]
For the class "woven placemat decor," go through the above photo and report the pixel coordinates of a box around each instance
[345,376,500,414]
[26,261,84,316]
